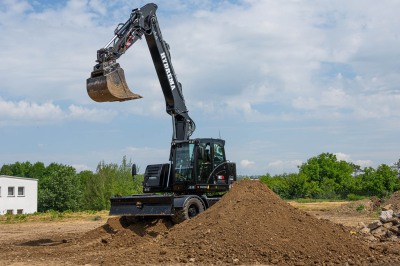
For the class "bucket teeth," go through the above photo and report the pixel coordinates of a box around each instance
[87,63,142,102]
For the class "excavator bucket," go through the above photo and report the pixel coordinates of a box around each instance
[86,63,142,102]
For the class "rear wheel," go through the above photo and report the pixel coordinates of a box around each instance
[172,197,205,224]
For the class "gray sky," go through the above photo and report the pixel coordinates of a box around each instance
[1,0,399,175]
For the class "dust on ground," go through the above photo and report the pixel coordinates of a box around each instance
[1,181,399,265]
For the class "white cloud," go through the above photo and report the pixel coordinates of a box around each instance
[0,97,63,122]
[334,152,351,162]
[240,159,255,168]
[267,160,302,174]
[1,0,399,123]
[334,152,373,168]
[68,104,117,122]
[158,0,400,126]
[71,164,91,173]
[0,97,116,126]
[355,160,373,168]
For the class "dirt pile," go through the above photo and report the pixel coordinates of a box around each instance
[154,180,375,265]
[85,180,382,265]
[385,190,400,212]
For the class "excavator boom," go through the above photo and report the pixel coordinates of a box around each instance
[86,4,157,102]
[86,3,195,140]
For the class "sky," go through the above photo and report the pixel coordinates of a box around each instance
[0,0,399,176]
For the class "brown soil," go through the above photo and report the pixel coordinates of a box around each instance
[385,190,400,212]
[288,200,378,227]
[1,180,400,265]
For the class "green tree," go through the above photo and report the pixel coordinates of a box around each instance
[357,167,381,197]
[285,173,309,199]
[354,164,398,198]
[113,156,135,196]
[82,157,143,211]
[0,164,13,175]
[299,153,354,198]
[0,161,32,177]
[30,162,46,179]
[260,174,289,198]
[0,161,45,179]
[78,170,97,210]
[84,161,115,210]
[392,159,400,178]
[376,164,399,196]
[38,163,83,212]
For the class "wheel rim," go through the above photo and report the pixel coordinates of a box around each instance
[187,204,198,218]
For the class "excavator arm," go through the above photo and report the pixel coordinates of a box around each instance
[87,3,195,140]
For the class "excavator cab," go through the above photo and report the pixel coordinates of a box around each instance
[87,62,142,102]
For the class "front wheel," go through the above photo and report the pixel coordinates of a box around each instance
[172,197,205,224]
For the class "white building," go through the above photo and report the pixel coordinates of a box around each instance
[0,175,38,215]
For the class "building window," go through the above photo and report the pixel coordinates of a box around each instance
[17,209,23,214]
[6,210,13,214]
[18,187,25,197]
[8,187,15,197]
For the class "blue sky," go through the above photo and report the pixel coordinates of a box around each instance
[0,0,399,175]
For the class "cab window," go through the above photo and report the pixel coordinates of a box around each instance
[213,143,225,166]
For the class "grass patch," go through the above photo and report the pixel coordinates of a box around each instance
[288,200,351,211]
[356,204,365,212]
[291,198,347,203]
[0,210,108,224]
[347,193,368,201]
[2,213,29,224]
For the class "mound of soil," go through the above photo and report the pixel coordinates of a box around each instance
[80,180,381,265]
[385,191,400,212]
[156,180,375,265]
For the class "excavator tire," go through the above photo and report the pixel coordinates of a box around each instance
[172,197,205,224]
[86,65,142,102]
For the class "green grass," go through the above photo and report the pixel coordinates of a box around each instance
[0,210,109,224]
[290,198,347,203]
[347,193,369,201]
[356,204,365,212]
[287,194,369,203]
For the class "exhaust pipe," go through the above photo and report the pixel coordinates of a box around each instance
[87,63,142,102]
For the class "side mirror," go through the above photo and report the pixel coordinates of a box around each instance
[131,164,137,176]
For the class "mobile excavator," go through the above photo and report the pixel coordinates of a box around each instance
[86,3,236,223]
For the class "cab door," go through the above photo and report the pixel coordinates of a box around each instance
[196,142,212,184]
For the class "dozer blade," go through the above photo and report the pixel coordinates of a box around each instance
[86,63,142,102]
[110,194,174,216]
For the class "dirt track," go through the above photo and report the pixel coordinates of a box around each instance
[1,180,400,265]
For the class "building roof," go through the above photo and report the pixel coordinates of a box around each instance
[0,175,38,182]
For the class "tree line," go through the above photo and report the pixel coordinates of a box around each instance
[0,157,143,212]
[260,153,400,200]
[1,153,399,213]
